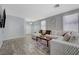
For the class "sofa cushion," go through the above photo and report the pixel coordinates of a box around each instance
[64,32,71,41]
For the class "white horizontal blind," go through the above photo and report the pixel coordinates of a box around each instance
[41,20,46,30]
[63,13,78,32]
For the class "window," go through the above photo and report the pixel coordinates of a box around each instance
[41,20,46,30]
[63,13,78,32]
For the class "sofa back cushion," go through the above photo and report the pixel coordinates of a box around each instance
[69,32,79,44]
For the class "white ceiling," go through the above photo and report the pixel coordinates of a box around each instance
[1,4,79,22]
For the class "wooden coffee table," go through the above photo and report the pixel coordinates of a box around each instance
[36,36,52,47]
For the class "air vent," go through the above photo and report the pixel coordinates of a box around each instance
[54,4,60,8]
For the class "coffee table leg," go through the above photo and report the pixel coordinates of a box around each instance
[47,40,49,47]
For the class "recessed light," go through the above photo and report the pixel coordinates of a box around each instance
[30,22,32,24]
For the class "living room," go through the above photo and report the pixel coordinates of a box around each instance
[0,4,79,55]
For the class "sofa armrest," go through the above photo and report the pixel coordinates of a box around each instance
[49,39,79,55]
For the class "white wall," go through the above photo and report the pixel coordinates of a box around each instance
[0,15,24,41]
[24,22,32,34]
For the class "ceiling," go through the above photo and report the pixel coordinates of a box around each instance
[0,4,79,22]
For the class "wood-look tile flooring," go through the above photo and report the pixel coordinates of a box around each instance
[0,35,49,55]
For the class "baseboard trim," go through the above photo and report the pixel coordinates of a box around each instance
[3,35,26,41]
